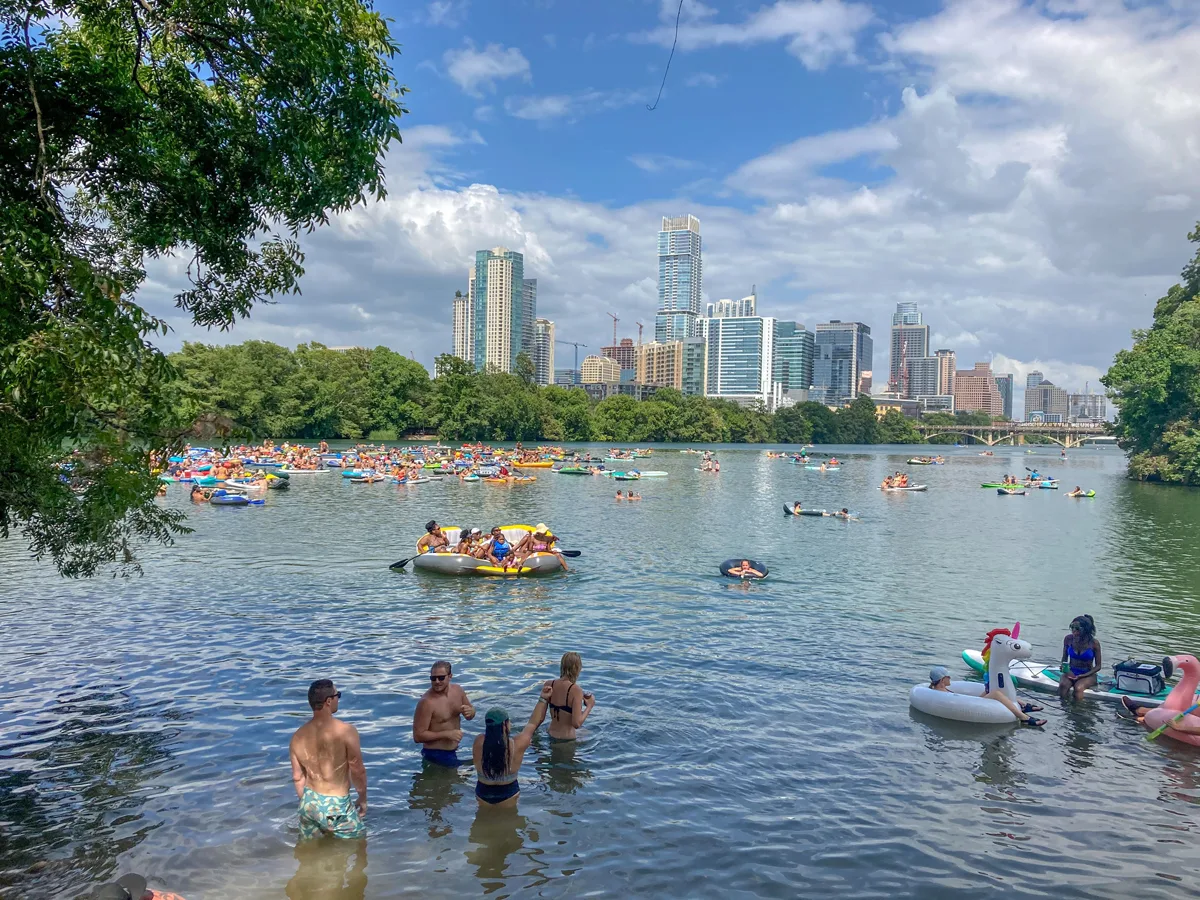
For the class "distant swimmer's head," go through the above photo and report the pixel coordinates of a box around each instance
[929,666,950,687]
[308,679,341,711]
[560,652,582,681]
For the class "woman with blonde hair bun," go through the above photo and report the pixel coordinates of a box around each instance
[544,652,595,741]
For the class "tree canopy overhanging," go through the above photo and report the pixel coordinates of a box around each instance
[1103,223,1200,486]
[0,1,407,576]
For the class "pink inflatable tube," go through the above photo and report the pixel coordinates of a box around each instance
[1142,655,1200,748]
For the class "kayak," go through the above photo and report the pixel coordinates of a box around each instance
[997,488,1027,495]
[613,474,640,481]
[980,483,1011,489]
[783,504,826,517]
[719,558,768,579]
[556,467,594,475]
[881,484,926,492]
[606,470,668,477]
[462,474,480,482]
[906,459,940,465]
[1068,491,1097,498]
[961,649,1171,707]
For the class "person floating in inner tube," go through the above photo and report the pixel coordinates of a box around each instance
[727,560,765,579]
[1060,615,1102,701]
[928,666,1046,727]
[417,520,450,553]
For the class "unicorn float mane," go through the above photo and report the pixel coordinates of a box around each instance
[981,623,1021,691]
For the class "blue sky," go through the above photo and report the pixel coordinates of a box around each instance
[143,0,1200,408]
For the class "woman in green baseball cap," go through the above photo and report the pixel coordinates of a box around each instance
[472,684,553,806]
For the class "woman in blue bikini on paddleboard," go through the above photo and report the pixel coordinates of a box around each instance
[1059,614,1101,701]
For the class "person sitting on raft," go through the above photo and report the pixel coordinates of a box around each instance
[929,666,1046,727]
[472,686,553,807]
[512,524,569,572]
[417,520,450,553]
[727,560,765,579]
[545,652,595,741]
[881,476,893,489]
[483,526,515,569]
[453,528,478,555]
[1060,615,1102,701]
[413,660,475,767]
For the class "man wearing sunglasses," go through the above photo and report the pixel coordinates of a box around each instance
[413,660,476,767]
[289,679,368,840]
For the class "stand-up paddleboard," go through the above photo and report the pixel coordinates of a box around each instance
[881,484,927,492]
[961,649,1171,707]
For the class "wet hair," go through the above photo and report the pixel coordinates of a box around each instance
[560,652,582,682]
[308,679,337,710]
[430,660,452,675]
[1069,615,1096,643]
[481,718,510,780]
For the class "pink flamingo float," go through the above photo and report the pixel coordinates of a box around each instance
[1142,655,1200,748]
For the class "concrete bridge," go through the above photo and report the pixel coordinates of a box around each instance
[914,422,1114,449]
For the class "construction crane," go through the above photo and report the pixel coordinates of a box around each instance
[555,340,588,373]
[607,312,619,346]
[636,321,644,346]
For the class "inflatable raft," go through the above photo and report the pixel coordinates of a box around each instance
[996,488,1027,495]
[1067,491,1097,498]
[411,526,564,576]
[719,559,768,579]
[911,627,1032,724]
[962,649,1170,707]
[783,504,826,517]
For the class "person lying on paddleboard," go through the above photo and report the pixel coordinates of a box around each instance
[727,560,765,579]
[1060,615,1102,701]
[929,666,1046,727]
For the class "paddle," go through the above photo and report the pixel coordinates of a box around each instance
[1145,702,1200,741]
[389,550,425,570]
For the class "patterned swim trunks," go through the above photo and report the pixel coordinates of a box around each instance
[298,787,366,840]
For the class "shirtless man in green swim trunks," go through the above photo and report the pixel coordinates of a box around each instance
[289,679,368,840]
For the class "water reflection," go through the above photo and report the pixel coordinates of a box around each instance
[1060,701,1104,771]
[534,734,594,796]
[407,763,470,838]
[465,804,544,889]
[285,837,367,900]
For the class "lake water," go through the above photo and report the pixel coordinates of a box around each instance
[3,444,1200,899]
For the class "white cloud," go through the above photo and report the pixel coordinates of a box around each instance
[443,41,531,96]
[729,123,897,198]
[426,0,468,27]
[633,0,876,69]
[504,89,649,122]
[628,154,700,173]
[685,72,724,88]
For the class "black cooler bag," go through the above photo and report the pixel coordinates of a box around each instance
[1113,660,1165,696]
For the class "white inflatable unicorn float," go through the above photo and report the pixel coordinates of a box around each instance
[911,624,1036,724]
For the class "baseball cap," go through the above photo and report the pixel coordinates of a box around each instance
[485,707,509,726]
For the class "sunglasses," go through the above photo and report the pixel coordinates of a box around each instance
[430,674,448,682]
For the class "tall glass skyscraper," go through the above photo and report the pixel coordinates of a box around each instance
[813,321,873,405]
[534,318,555,386]
[888,302,929,396]
[773,321,814,395]
[472,247,525,373]
[655,215,702,342]
[701,315,777,408]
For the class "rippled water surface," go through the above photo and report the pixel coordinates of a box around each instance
[3,444,1200,899]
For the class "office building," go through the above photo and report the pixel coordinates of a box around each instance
[522,279,537,361]
[888,303,930,396]
[655,215,703,342]
[935,349,956,396]
[701,315,779,408]
[681,337,707,397]
[602,337,637,372]
[707,288,757,319]
[1069,393,1107,422]
[554,369,580,387]
[813,321,873,405]
[995,373,1014,420]
[773,322,814,400]
[452,288,472,362]
[580,354,621,384]
[1023,371,1044,421]
[919,395,954,412]
[471,247,525,373]
[636,340,684,390]
[582,382,657,402]
[953,362,1004,416]
[1026,378,1069,422]
[533,318,555,386]
[905,356,941,399]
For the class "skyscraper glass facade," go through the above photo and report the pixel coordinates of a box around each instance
[473,247,525,373]
[994,373,1013,420]
[522,278,537,362]
[773,321,814,392]
[534,318,555,386]
[702,316,776,405]
[813,321,872,405]
[655,215,702,343]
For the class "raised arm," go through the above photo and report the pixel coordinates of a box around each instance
[345,725,367,815]
[513,684,553,755]
[289,739,307,799]
[459,686,476,721]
